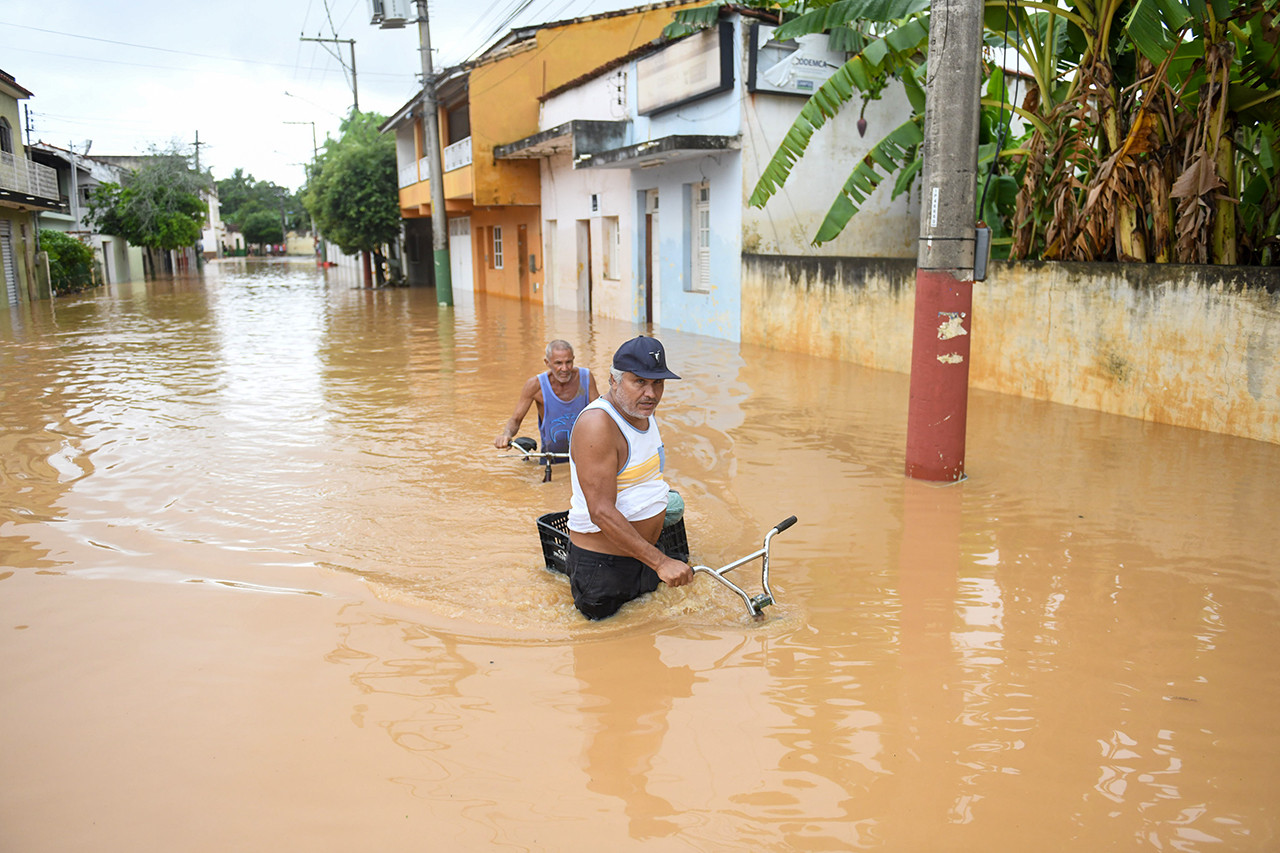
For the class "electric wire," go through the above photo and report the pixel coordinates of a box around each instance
[0,20,402,78]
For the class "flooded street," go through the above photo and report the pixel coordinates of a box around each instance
[3,257,1278,851]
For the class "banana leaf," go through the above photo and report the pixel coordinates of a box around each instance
[749,21,928,208]
[812,116,925,244]
[774,0,930,42]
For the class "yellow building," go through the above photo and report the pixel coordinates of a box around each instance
[382,1,700,301]
[1,69,62,307]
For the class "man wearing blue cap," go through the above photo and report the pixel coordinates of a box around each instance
[566,335,693,619]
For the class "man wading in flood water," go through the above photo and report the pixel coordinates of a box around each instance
[494,339,599,461]
[566,336,693,619]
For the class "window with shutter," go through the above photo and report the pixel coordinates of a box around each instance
[692,182,710,293]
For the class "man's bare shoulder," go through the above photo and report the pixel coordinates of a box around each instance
[573,405,613,435]
[572,405,623,453]
[523,373,544,401]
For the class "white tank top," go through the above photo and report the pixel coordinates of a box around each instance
[568,397,669,533]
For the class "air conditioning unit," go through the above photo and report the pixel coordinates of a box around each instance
[369,0,412,28]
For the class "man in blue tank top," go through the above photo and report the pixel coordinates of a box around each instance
[495,339,599,460]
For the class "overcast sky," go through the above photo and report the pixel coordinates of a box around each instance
[2,0,644,191]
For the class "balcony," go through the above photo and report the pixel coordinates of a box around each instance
[398,159,420,188]
[398,141,468,188]
[0,150,61,210]
[398,154,436,189]
[396,137,475,214]
[443,137,471,172]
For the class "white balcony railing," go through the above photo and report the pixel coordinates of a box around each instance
[399,160,420,188]
[398,138,471,189]
[443,137,471,172]
[0,150,60,201]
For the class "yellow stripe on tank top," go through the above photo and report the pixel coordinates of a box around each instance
[616,452,662,488]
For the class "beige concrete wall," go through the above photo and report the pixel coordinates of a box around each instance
[742,255,1280,444]
[742,255,917,372]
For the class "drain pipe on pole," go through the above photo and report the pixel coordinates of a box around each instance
[414,0,453,306]
[904,0,985,482]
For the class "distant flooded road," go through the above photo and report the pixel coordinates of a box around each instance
[2,257,1277,851]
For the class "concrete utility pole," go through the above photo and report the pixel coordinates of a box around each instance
[193,130,205,269]
[277,188,290,255]
[67,141,82,231]
[284,120,327,263]
[300,37,359,113]
[904,0,985,482]
[414,0,453,306]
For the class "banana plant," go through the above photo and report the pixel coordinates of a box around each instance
[992,0,1279,263]
[665,0,1279,264]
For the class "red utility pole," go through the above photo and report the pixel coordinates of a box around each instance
[904,0,985,482]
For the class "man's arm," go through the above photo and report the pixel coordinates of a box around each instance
[585,371,600,404]
[494,376,541,448]
[571,410,692,586]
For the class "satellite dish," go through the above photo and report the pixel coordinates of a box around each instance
[82,139,92,155]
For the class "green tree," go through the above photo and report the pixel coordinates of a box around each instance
[302,111,399,285]
[241,209,284,248]
[215,168,258,223]
[87,147,209,273]
[40,230,97,295]
[216,169,305,232]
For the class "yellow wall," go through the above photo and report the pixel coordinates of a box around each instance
[470,207,545,302]
[399,3,701,218]
[0,85,23,149]
[741,255,1280,445]
[0,208,36,302]
[442,164,473,202]
[398,180,430,214]
[398,169,475,216]
[0,90,37,304]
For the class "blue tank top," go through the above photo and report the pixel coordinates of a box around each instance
[538,367,590,455]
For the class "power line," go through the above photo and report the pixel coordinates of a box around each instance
[0,19,404,78]
[299,36,359,112]
[3,42,406,80]
[0,20,275,65]
[0,23,409,79]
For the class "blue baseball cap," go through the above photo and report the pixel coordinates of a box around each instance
[612,335,681,380]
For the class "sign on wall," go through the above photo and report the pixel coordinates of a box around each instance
[637,23,734,116]
[748,23,846,96]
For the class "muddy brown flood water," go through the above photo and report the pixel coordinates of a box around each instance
[2,258,1278,851]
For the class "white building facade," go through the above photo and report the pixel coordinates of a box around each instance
[496,11,919,343]
[29,142,146,286]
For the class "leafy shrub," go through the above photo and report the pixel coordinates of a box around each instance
[41,230,98,295]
